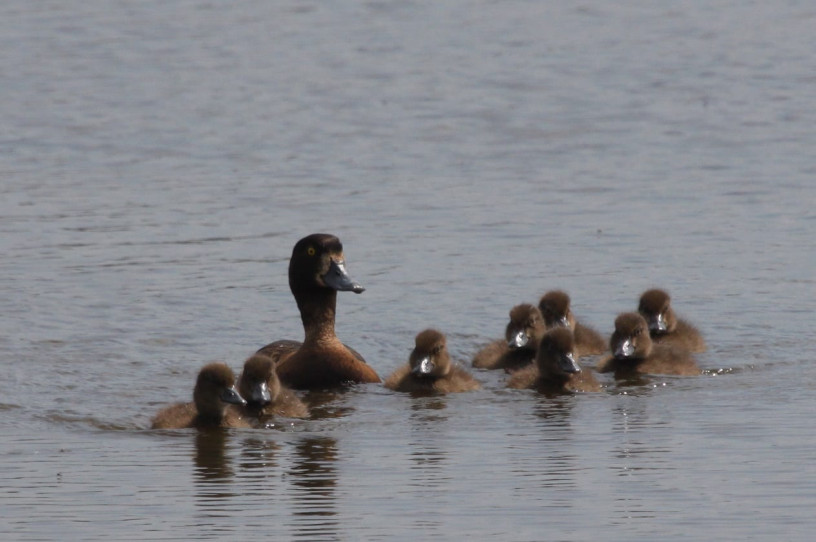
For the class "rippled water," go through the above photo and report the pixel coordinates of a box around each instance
[2,1,815,540]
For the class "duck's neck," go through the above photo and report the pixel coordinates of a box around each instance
[194,397,225,425]
[295,288,338,344]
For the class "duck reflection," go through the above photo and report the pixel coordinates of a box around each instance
[529,396,580,493]
[238,437,280,473]
[609,397,671,520]
[193,429,236,505]
[406,395,451,530]
[532,394,575,427]
[288,436,339,540]
[301,389,355,419]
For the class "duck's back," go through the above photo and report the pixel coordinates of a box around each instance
[573,322,607,355]
[640,344,700,375]
[385,365,479,393]
[269,388,310,418]
[653,319,706,353]
[276,342,380,389]
[257,339,302,365]
[151,402,196,429]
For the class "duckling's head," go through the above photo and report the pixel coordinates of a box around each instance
[610,312,653,360]
[505,304,545,350]
[638,288,677,335]
[289,233,365,295]
[538,290,576,329]
[410,329,451,378]
[193,363,246,418]
[536,327,581,376]
[238,354,281,408]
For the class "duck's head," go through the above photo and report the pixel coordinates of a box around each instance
[238,354,281,408]
[289,233,365,295]
[505,304,545,350]
[536,327,581,376]
[193,362,247,418]
[410,329,451,378]
[610,312,653,360]
[538,290,576,329]
[638,288,677,335]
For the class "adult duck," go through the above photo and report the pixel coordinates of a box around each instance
[259,233,380,388]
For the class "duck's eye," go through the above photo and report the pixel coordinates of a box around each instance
[634,327,642,337]
[306,246,316,256]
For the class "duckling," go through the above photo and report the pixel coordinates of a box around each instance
[259,233,380,388]
[596,312,700,376]
[472,304,546,371]
[538,290,606,356]
[385,329,481,394]
[237,354,309,419]
[151,363,249,429]
[507,327,601,393]
[638,288,706,352]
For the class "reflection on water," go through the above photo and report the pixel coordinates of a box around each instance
[193,429,237,524]
[405,396,451,532]
[289,436,339,541]
[238,437,280,473]
[301,390,355,420]
[193,430,233,483]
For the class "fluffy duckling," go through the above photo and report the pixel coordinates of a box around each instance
[507,327,601,393]
[386,329,481,394]
[472,304,546,371]
[237,354,309,419]
[538,290,606,356]
[638,288,706,352]
[151,363,249,429]
[596,312,700,376]
[259,233,380,388]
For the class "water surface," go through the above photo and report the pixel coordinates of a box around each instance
[1,1,815,540]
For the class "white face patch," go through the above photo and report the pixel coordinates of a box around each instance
[419,357,434,374]
[509,330,528,348]
[616,339,635,358]
[656,313,668,331]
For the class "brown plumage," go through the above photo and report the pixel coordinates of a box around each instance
[638,288,706,352]
[237,354,309,419]
[386,329,481,394]
[538,290,606,356]
[596,312,700,376]
[507,327,601,393]
[472,304,546,371]
[151,363,250,429]
[259,234,380,389]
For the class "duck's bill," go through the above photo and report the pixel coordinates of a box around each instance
[250,382,272,406]
[508,330,529,349]
[559,352,581,374]
[412,357,434,376]
[221,386,248,406]
[614,339,635,359]
[556,316,570,328]
[648,313,668,333]
[324,259,365,293]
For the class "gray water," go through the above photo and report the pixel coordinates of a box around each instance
[2,1,815,540]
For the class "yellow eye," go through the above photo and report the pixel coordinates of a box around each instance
[306,246,316,256]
